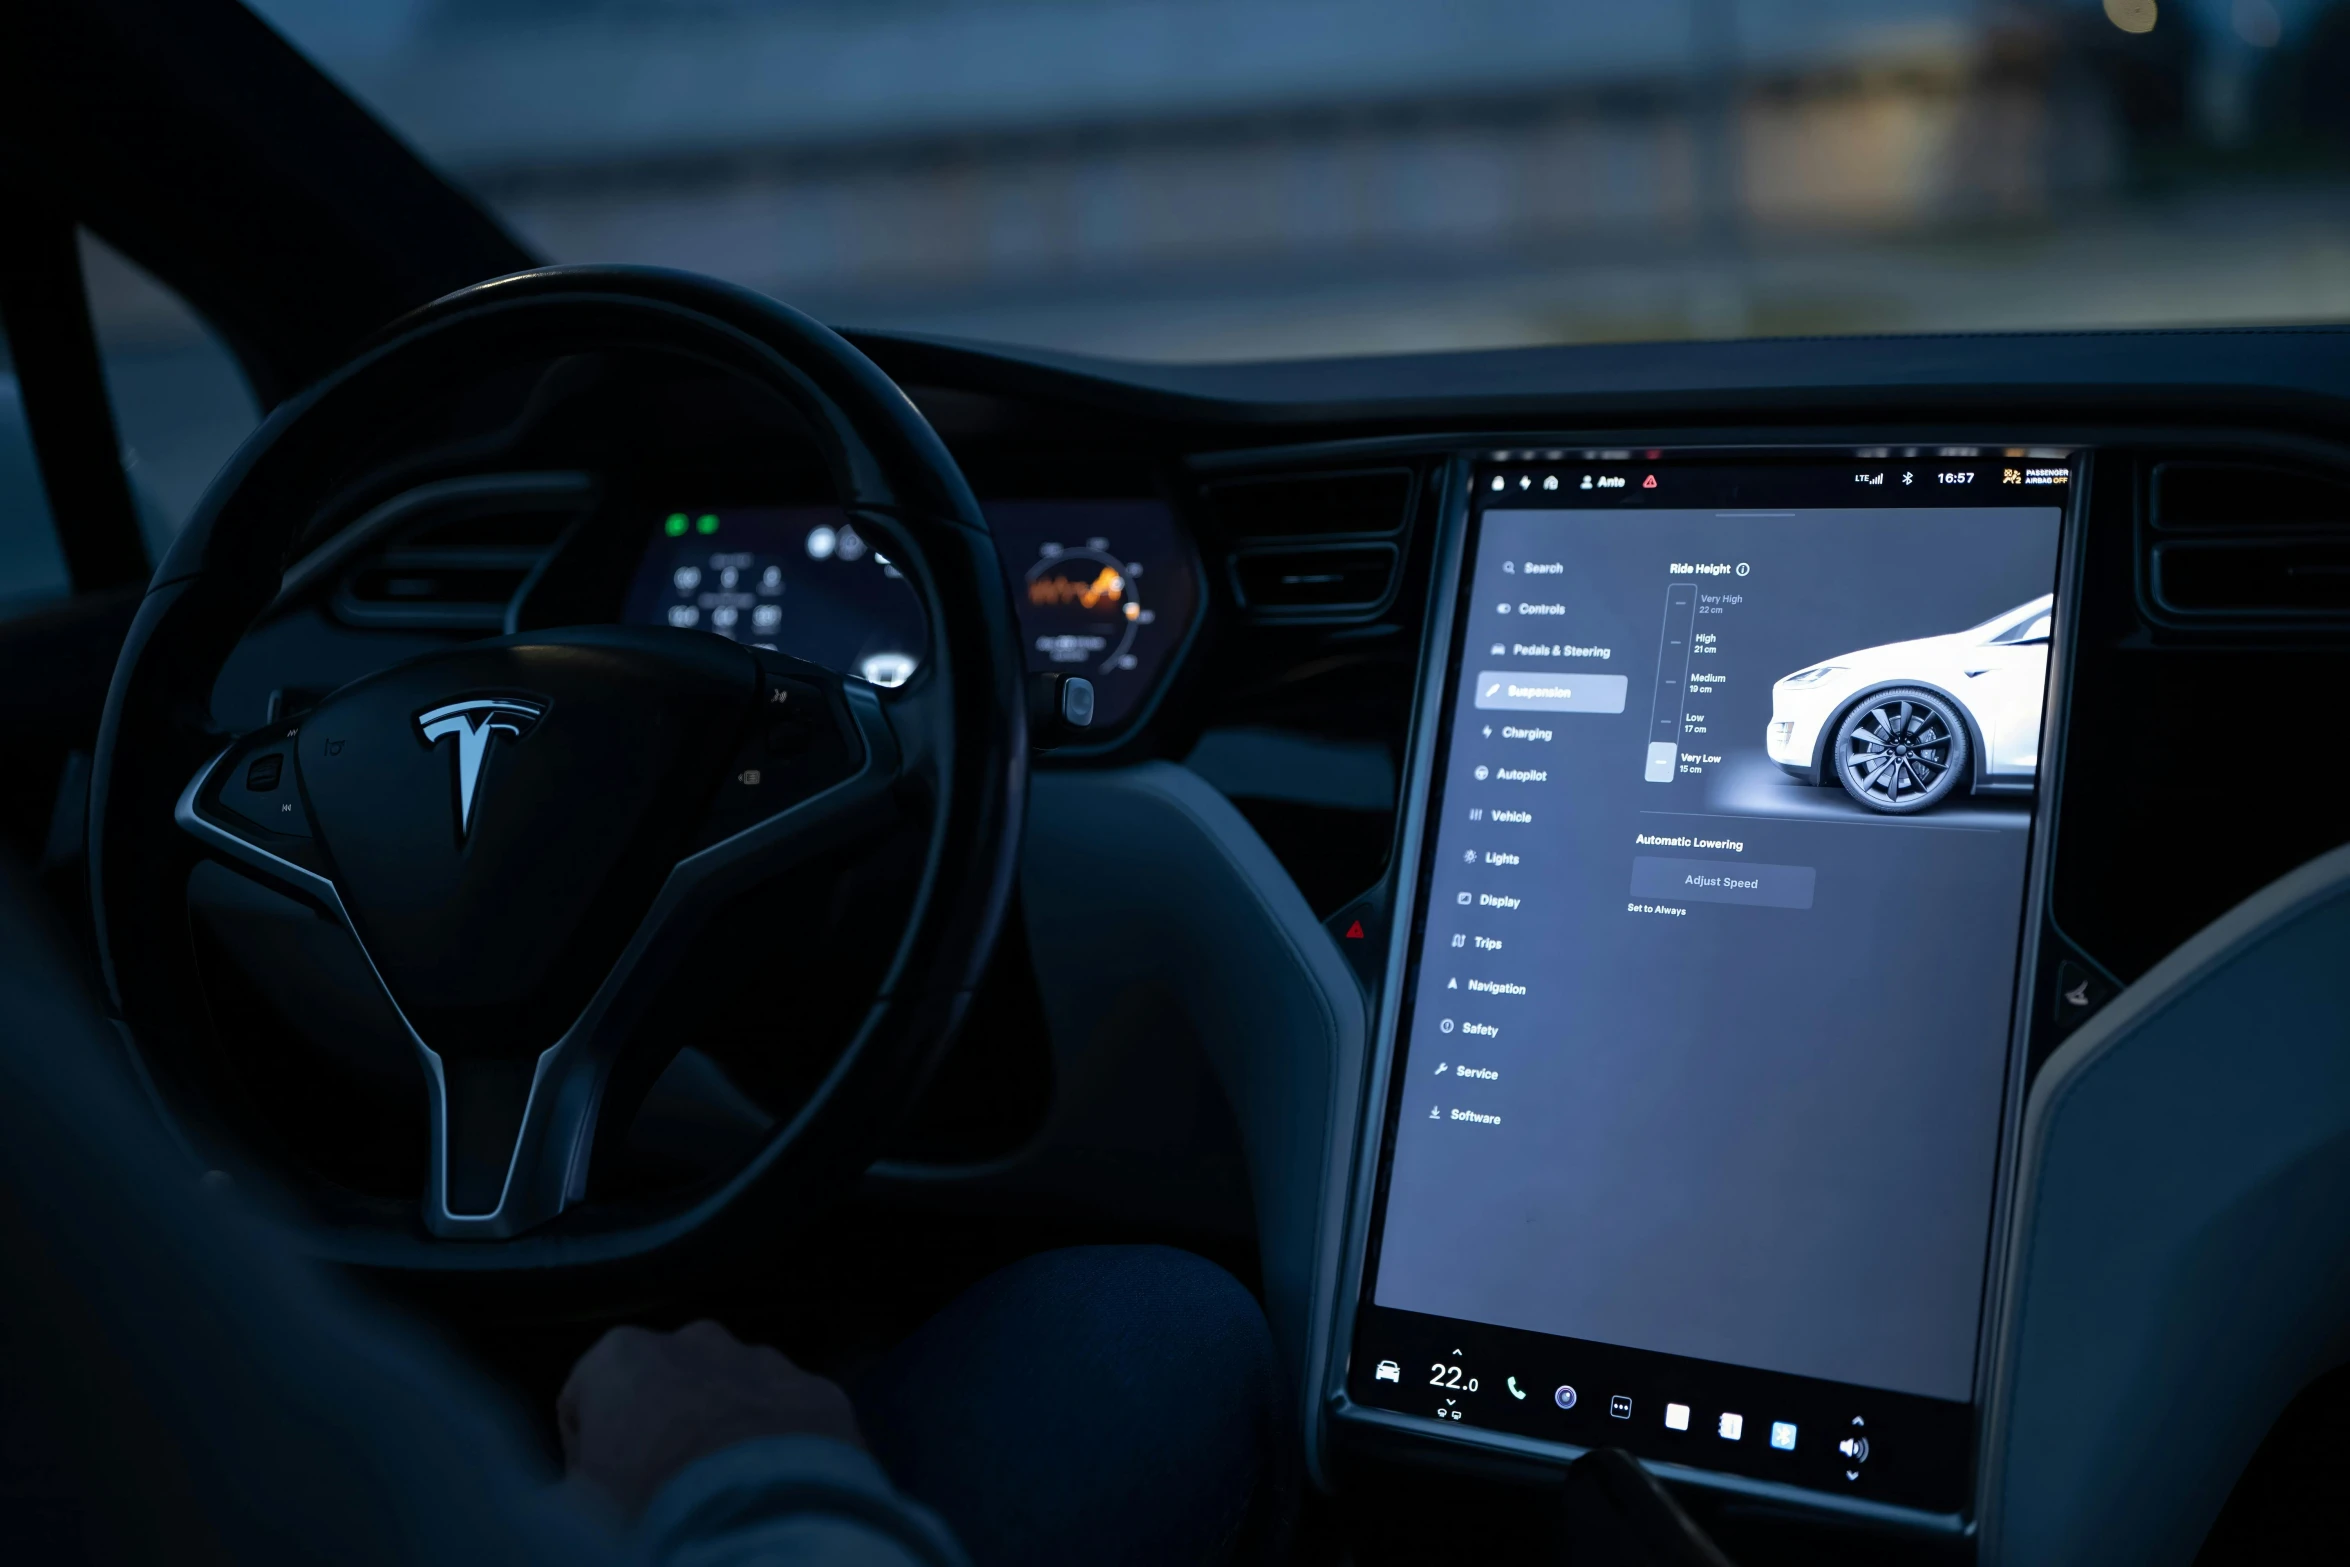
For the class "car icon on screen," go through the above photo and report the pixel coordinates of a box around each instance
[1767,595,2051,814]
[1374,1360,1402,1383]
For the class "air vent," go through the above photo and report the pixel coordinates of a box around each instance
[2152,461,2350,530]
[2147,460,2350,625]
[2152,542,2350,616]
[1231,543,1399,615]
[296,474,596,632]
[340,559,539,625]
[400,508,579,551]
[1205,469,1414,537]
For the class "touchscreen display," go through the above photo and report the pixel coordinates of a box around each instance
[1350,453,2070,1513]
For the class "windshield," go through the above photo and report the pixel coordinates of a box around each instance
[248,0,2350,361]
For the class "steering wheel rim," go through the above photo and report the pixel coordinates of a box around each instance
[89,266,1027,1268]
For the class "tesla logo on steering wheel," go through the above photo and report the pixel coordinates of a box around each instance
[415,697,546,841]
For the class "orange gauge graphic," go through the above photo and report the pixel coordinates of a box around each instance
[1023,539,1153,674]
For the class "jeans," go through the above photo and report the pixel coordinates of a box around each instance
[852,1245,1294,1567]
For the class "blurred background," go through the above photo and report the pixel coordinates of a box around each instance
[235,0,2350,360]
[15,0,2350,611]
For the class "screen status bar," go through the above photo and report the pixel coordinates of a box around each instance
[1478,449,2076,511]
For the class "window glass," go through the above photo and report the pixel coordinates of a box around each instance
[251,0,2350,361]
[81,232,260,558]
[0,328,68,619]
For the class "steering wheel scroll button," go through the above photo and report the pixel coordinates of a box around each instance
[759,673,834,760]
[214,743,311,839]
[694,663,867,851]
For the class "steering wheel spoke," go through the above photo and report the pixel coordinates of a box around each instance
[175,729,340,901]
[684,655,904,861]
[170,636,913,1237]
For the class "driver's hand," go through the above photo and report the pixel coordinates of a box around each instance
[558,1319,865,1518]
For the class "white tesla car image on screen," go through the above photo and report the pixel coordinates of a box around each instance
[1766,595,2053,814]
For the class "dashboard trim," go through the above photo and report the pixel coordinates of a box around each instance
[864,325,2350,438]
[1320,447,1470,1480]
[1338,1404,1971,1536]
[1967,448,2094,1530]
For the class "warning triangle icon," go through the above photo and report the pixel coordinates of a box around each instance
[1343,919,1365,939]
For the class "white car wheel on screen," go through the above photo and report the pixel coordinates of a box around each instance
[1833,687,1969,814]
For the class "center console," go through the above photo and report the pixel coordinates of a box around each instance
[1328,445,2082,1527]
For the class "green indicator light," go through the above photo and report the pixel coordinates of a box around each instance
[664,513,688,536]
[696,513,720,535]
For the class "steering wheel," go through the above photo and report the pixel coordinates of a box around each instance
[88,268,1027,1265]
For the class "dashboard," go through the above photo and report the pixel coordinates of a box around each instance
[204,322,2350,1556]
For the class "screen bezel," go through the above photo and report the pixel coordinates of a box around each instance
[1321,442,2090,1533]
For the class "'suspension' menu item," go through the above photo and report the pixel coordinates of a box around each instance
[1350,454,2069,1515]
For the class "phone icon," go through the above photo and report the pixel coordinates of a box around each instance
[1507,1376,1526,1400]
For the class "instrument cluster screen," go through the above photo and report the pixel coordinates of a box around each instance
[622,500,1194,728]
[1350,452,2073,1515]
[624,507,929,688]
[985,499,1196,730]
